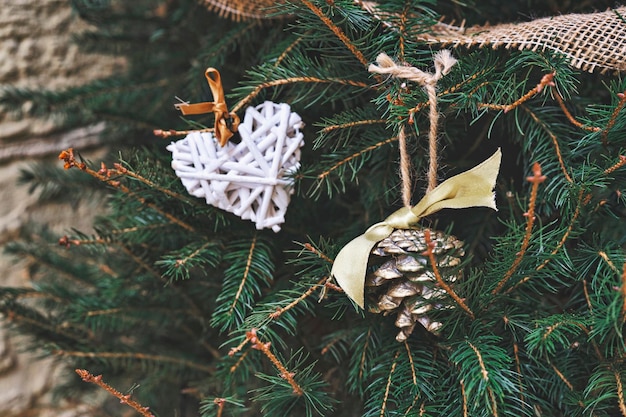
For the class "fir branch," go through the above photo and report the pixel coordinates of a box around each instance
[604,155,626,175]
[211,235,274,332]
[478,72,555,113]
[247,328,303,395]
[230,234,259,316]
[302,242,334,264]
[460,380,468,417]
[273,35,307,70]
[57,350,213,373]
[153,126,214,138]
[622,263,626,318]
[423,229,475,319]
[512,342,524,404]
[357,328,372,384]
[402,393,422,417]
[602,90,626,145]
[508,189,588,293]
[111,162,199,205]
[599,250,620,273]
[269,277,328,320]
[408,67,491,119]
[616,370,626,417]
[551,86,600,132]
[493,162,546,295]
[583,279,593,313]
[467,341,489,381]
[232,76,369,113]
[76,369,154,417]
[522,106,574,183]
[404,341,417,387]
[320,118,386,134]
[3,308,95,344]
[316,135,397,181]
[229,348,250,373]
[379,350,400,417]
[58,148,197,232]
[300,0,369,69]
[550,361,575,391]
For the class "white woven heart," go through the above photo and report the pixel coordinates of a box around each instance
[167,101,304,232]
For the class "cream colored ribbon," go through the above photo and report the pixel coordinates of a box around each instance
[331,148,502,307]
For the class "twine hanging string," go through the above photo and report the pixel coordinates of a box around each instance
[397,125,411,207]
[369,51,457,193]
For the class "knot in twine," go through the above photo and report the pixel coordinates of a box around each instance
[175,68,241,146]
[368,50,457,86]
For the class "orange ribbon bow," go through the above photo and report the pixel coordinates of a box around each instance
[175,68,240,146]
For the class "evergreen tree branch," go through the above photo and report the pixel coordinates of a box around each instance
[59,148,197,232]
[551,86,601,132]
[522,106,573,183]
[621,263,626,319]
[211,236,274,332]
[493,162,546,295]
[76,369,154,417]
[507,189,588,293]
[4,309,95,343]
[300,0,369,69]
[320,119,386,134]
[615,370,626,417]
[604,155,626,175]
[246,328,304,395]
[583,279,594,313]
[512,342,524,404]
[232,76,369,113]
[460,380,468,417]
[316,135,397,181]
[269,277,328,320]
[379,350,400,417]
[404,341,417,387]
[602,89,626,145]
[153,127,214,138]
[424,229,475,319]
[112,162,200,206]
[478,72,555,113]
[599,251,620,274]
[57,350,214,373]
[409,67,490,119]
[229,348,250,374]
[273,35,307,70]
[549,361,575,391]
[302,243,334,264]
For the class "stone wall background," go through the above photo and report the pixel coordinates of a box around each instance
[0,1,125,415]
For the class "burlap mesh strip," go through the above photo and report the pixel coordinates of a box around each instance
[202,0,286,21]
[359,2,626,73]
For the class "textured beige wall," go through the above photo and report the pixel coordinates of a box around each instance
[0,1,125,416]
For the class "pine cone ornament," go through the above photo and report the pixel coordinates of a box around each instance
[365,228,464,342]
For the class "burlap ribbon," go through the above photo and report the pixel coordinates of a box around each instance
[331,148,502,307]
[175,68,240,146]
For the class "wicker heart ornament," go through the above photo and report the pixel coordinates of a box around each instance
[167,101,304,232]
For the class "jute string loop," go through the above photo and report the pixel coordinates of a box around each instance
[175,68,241,147]
[369,50,457,192]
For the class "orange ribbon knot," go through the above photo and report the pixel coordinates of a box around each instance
[175,68,240,146]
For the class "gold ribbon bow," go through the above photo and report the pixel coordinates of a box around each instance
[175,68,241,146]
[331,149,502,308]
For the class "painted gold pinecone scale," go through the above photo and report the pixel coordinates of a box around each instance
[365,228,464,342]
